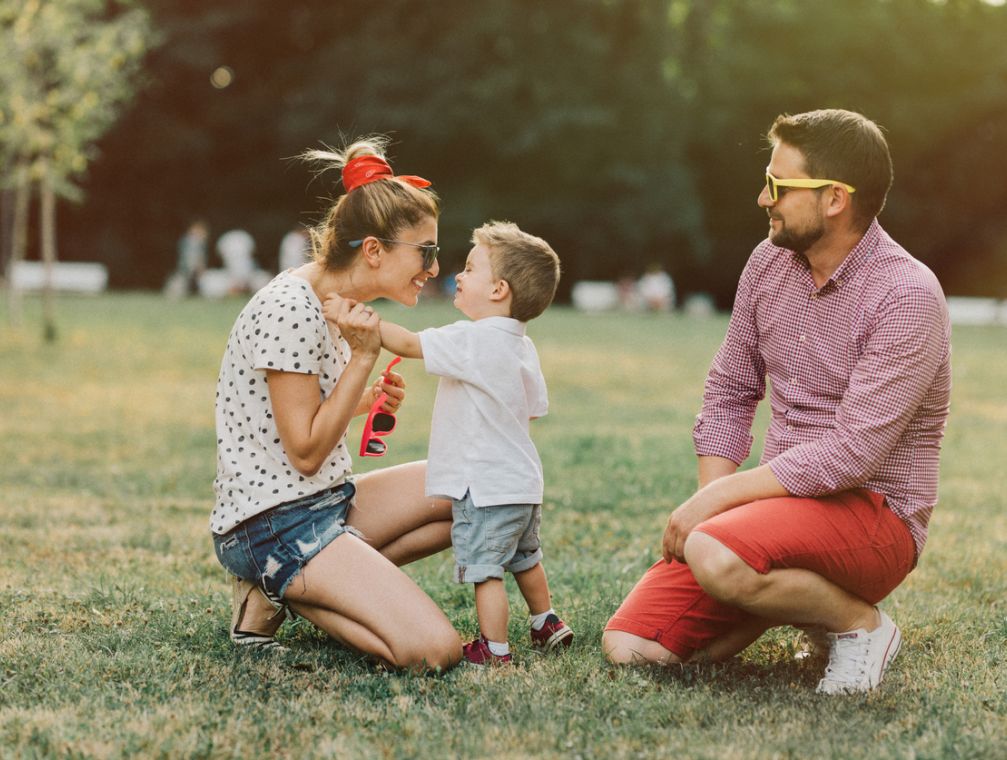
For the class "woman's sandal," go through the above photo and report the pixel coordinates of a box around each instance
[230,575,290,652]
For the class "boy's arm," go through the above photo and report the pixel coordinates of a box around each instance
[379,321,423,359]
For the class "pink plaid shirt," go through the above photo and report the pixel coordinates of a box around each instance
[693,221,951,559]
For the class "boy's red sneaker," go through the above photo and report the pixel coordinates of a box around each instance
[462,636,512,666]
[530,614,574,653]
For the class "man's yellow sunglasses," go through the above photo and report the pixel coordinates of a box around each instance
[765,171,856,203]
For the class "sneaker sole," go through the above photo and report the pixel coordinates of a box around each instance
[533,628,574,654]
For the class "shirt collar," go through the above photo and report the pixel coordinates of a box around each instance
[477,315,527,335]
[828,219,881,286]
[787,218,881,289]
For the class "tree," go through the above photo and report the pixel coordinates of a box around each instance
[0,0,153,338]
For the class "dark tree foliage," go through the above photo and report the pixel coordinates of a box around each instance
[55,0,1007,302]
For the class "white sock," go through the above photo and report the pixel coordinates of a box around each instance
[530,609,555,631]
[486,639,510,656]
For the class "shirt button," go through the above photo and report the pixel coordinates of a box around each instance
[799,334,806,342]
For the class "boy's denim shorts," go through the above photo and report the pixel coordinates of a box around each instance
[451,491,543,584]
[213,482,358,605]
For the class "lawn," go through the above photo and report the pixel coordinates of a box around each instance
[1,293,1004,759]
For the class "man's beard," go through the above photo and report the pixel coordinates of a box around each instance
[769,215,825,254]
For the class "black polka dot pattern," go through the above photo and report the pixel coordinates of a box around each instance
[211,271,353,534]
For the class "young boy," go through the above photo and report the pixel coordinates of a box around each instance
[379,221,572,665]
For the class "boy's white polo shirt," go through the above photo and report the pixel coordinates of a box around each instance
[419,316,548,507]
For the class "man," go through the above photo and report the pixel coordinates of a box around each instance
[603,109,951,694]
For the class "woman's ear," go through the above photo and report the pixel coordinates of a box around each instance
[360,237,383,267]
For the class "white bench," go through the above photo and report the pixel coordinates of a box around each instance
[11,261,108,294]
[946,296,1007,326]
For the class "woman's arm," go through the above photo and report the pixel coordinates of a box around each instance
[270,299,381,476]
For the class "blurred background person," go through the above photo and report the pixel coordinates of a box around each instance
[164,219,208,298]
[279,226,311,272]
[638,262,675,312]
[216,228,259,294]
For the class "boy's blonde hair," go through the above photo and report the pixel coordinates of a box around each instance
[472,221,560,322]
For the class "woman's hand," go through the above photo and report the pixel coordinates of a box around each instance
[323,293,381,359]
[374,366,406,414]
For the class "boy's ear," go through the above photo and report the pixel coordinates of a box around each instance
[490,279,511,302]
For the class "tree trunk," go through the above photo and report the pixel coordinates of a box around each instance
[40,161,58,342]
[6,160,31,327]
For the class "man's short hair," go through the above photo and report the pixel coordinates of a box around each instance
[768,109,893,230]
[472,221,561,322]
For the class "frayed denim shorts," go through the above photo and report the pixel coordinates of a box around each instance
[213,482,357,604]
[451,491,543,584]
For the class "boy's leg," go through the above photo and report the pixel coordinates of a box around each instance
[474,579,509,643]
[514,562,551,615]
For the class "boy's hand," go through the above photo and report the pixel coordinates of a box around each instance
[322,293,352,324]
[323,293,380,358]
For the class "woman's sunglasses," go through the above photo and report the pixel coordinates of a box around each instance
[764,171,856,203]
[360,356,402,457]
[348,237,439,271]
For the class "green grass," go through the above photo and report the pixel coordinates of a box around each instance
[1,292,1005,759]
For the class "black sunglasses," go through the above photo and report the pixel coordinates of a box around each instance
[348,237,439,271]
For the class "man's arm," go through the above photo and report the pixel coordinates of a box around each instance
[663,463,789,563]
[692,257,765,467]
[698,455,738,489]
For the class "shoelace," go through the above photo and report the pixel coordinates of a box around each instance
[822,635,869,682]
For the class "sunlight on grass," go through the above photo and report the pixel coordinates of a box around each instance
[1,293,1005,757]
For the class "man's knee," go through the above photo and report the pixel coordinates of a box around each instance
[684,531,766,606]
[602,629,683,667]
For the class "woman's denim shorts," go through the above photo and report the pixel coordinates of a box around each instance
[213,482,358,604]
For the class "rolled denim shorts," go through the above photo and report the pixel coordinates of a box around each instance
[451,491,543,584]
[213,482,357,604]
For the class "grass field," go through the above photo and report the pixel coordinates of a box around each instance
[1,292,1005,759]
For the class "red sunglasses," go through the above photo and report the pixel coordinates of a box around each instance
[360,356,402,457]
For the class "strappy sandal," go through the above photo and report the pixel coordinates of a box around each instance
[230,575,289,651]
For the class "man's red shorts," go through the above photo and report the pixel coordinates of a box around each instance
[605,489,915,660]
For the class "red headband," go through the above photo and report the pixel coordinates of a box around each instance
[342,155,432,194]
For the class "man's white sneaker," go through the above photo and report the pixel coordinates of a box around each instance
[816,609,901,695]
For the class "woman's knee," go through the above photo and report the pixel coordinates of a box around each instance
[391,624,462,672]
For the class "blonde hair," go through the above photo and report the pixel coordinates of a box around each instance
[472,221,561,322]
[301,136,440,270]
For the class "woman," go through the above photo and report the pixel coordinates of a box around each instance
[211,137,461,670]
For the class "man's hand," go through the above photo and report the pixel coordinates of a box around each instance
[662,464,790,564]
[661,492,722,564]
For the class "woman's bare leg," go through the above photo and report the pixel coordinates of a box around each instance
[231,461,452,639]
[349,460,452,566]
[283,532,461,671]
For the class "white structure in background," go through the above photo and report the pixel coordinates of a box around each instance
[279,228,312,271]
[946,297,1007,326]
[11,261,108,293]
[637,264,676,312]
[199,228,270,297]
[571,281,620,312]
